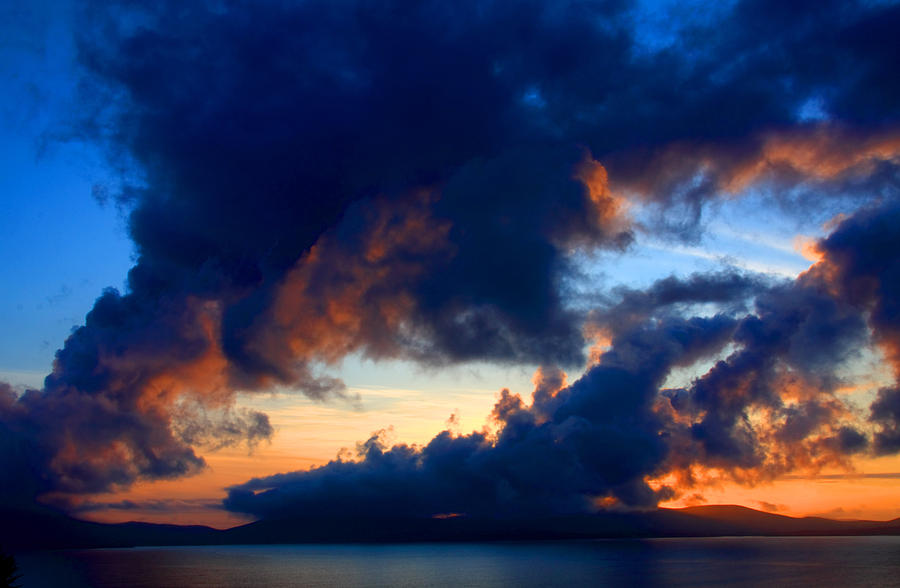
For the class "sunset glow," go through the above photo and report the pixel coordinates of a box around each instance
[3,0,900,560]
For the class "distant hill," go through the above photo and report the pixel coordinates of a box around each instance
[3,504,899,551]
[650,505,900,537]
[0,507,221,551]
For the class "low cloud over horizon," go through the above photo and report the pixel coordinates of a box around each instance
[3,0,900,521]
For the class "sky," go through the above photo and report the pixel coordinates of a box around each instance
[1,0,900,529]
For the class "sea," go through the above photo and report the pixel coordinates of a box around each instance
[15,536,900,587]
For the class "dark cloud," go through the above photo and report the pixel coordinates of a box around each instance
[814,202,900,366]
[870,388,900,454]
[804,202,900,455]
[0,384,53,509]
[224,247,896,519]
[651,201,900,483]
[588,271,764,336]
[226,311,739,519]
[71,0,645,387]
[4,0,900,510]
[664,279,870,478]
[68,0,900,395]
[593,258,876,480]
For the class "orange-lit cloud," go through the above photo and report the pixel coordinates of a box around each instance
[723,126,900,193]
[793,235,823,264]
[607,124,900,203]
[245,194,452,387]
[574,158,633,245]
[36,296,273,498]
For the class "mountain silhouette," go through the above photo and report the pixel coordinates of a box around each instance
[3,504,898,551]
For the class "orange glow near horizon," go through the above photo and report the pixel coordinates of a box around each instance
[80,450,900,528]
[75,382,502,528]
[657,461,900,521]
[73,379,900,528]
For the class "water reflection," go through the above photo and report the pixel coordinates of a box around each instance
[17,536,900,587]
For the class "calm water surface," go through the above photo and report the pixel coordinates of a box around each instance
[16,536,900,587]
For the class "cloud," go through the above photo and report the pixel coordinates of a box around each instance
[225,213,900,519]
[870,387,900,454]
[800,202,900,454]
[4,0,900,511]
[610,125,900,210]
[0,296,272,501]
[237,146,632,382]
[226,310,736,519]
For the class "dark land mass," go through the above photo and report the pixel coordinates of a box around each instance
[3,505,899,552]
